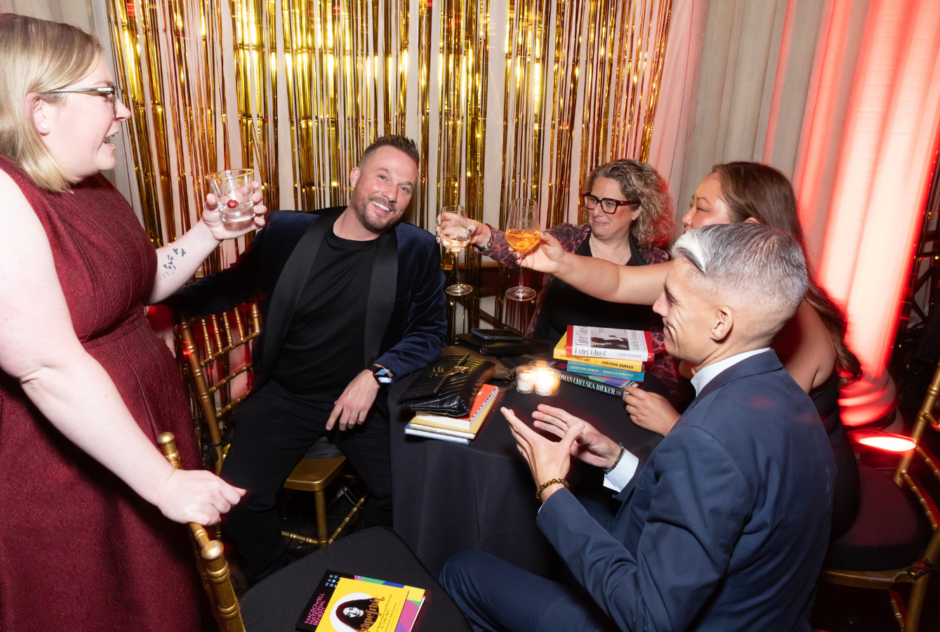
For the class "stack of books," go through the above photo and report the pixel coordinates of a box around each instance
[297,569,425,632]
[404,384,499,444]
[552,326,654,397]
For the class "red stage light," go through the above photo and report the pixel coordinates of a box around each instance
[856,435,916,453]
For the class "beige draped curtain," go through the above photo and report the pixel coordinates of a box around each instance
[649,0,940,426]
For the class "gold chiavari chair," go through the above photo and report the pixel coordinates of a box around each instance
[177,303,369,549]
[819,363,940,631]
[158,432,245,632]
[157,433,472,632]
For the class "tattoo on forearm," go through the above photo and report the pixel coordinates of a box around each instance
[159,248,185,280]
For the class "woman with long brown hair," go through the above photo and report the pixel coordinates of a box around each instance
[520,162,861,538]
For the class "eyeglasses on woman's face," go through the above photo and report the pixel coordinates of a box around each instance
[44,85,122,119]
[582,193,640,214]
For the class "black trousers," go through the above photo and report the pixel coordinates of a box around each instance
[220,379,392,582]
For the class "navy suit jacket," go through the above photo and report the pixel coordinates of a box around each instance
[537,351,835,631]
[166,208,448,386]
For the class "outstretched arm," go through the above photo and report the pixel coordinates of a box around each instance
[517,232,671,305]
[0,172,243,525]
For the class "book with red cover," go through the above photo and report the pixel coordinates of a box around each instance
[565,326,654,362]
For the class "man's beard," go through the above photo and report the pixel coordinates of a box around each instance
[352,192,399,233]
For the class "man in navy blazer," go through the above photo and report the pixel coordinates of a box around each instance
[167,136,447,581]
[442,223,836,631]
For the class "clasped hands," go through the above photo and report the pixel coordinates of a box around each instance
[504,404,622,503]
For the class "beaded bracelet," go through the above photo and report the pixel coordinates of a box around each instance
[536,478,569,501]
[603,444,626,474]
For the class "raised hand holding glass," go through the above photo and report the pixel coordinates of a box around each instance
[441,205,472,296]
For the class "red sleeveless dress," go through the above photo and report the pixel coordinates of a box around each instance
[0,157,204,630]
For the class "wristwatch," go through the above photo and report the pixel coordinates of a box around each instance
[473,224,494,251]
[369,364,394,386]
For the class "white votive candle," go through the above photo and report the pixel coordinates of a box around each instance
[516,368,535,394]
[535,370,556,396]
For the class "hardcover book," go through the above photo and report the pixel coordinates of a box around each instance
[404,385,500,444]
[552,334,645,372]
[565,360,645,381]
[404,423,470,444]
[565,326,654,362]
[297,571,425,632]
[408,387,499,441]
[553,365,637,398]
[588,374,634,388]
[413,385,499,431]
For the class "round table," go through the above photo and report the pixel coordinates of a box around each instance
[388,360,664,579]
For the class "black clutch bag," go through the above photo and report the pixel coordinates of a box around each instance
[398,353,496,417]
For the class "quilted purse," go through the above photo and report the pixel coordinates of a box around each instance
[397,353,496,417]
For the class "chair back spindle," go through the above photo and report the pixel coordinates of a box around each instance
[178,304,260,474]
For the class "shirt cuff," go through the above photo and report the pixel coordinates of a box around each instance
[603,450,640,492]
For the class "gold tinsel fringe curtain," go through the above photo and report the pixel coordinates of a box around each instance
[105,0,672,328]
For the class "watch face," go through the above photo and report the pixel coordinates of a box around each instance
[371,366,393,384]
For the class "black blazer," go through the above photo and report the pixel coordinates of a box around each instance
[167,208,448,386]
[537,351,836,631]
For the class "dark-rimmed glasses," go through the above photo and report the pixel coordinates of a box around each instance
[582,193,640,214]
[44,85,122,119]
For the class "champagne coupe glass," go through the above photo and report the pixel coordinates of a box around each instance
[505,198,539,301]
[440,205,473,296]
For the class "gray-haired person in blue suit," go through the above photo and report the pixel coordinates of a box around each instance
[442,223,836,631]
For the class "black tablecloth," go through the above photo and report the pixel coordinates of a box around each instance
[389,361,664,579]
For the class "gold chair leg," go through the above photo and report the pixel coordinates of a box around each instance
[328,491,370,545]
[202,540,245,632]
[315,488,329,547]
[281,531,321,546]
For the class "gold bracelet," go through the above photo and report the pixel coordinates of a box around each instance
[536,478,569,501]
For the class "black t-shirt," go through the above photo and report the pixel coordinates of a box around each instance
[270,230,377,399]
[533,232,661,343]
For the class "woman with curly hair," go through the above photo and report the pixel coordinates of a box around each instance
[438,159,681,403]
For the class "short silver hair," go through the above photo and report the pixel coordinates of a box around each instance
[672,223,807,332]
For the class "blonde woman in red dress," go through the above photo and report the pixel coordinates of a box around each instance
[0,15,265,631]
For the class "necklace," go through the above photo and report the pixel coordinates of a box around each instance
[589,233,631,265]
